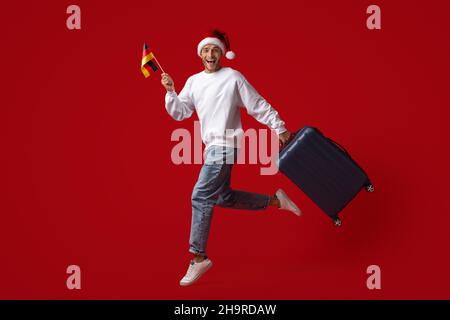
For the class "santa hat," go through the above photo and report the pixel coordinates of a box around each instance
[197,29,235,60]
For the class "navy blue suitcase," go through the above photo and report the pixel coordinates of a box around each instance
[278,126,374,226]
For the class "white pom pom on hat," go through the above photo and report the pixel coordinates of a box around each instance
[197,29,236,60]
[225,51,235,60]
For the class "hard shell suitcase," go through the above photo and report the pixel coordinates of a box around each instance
[278,126,374,226]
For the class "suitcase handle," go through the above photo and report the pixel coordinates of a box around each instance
[326,137,349,155]
[312,126,350,156]
[279,128,349,156]
[319,129,371,182]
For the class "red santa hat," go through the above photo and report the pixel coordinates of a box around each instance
[197,29,235,60]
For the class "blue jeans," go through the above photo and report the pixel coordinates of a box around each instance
[189,145,270,257]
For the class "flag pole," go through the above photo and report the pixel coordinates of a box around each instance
[153,55,165,74]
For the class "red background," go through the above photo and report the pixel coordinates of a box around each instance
[2,0,450,299]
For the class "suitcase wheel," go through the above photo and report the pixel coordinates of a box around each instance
[365,184,375,193]
[333,218,342,227]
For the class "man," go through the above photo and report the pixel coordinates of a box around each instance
[161,30,301,286]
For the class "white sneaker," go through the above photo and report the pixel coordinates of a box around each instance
[179,258,213,286]
[276,189,302,216]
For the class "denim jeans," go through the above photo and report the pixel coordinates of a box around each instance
[189,145,270,257]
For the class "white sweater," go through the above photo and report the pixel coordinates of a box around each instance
[165,67,286,149]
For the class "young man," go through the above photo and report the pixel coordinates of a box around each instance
[161,30,301,286]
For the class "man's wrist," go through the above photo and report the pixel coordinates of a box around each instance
[276,126,287,135]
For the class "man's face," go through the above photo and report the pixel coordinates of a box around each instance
[201,44,223,73]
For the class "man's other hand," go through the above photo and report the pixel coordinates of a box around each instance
[279,131,291,145]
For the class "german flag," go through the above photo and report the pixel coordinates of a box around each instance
[141,43,158,78]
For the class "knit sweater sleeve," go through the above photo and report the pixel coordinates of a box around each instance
[164,77,195,121]
[237,73,287,134]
